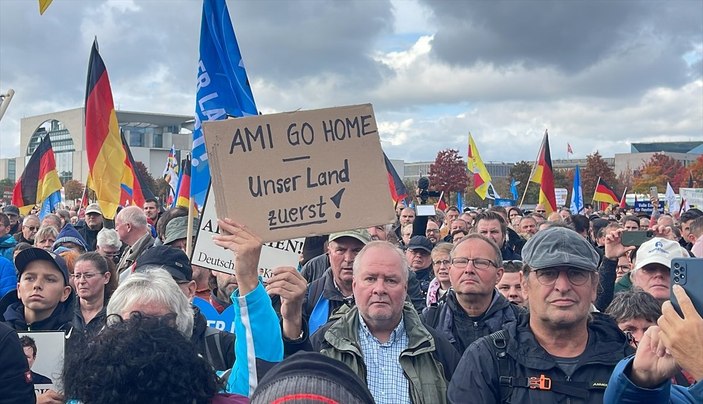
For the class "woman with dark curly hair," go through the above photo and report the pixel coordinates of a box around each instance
[62,316,238,404]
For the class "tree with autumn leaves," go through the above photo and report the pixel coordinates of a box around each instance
[633,153,691,193]
[428,149,469,205]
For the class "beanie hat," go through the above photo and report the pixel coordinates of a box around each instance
[52,223,88,252]
[251,351,375,404]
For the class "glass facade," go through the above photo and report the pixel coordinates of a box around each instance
[27,120,75,184]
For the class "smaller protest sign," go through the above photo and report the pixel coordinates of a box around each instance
[192,184,304,280]
[555,188,568,207]
[634,200,665,214]
[17,331,65,397]
[494,198,517,207]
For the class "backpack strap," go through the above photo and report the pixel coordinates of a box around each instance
[204,327,227,371]
[488,329,512,403]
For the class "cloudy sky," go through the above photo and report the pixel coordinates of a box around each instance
[0,0,701,165]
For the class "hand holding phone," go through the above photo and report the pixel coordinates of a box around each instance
[670,258,703,317]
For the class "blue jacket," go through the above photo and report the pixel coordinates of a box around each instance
[225,281,283,397]
[0,257,16,297]
[0,234,16,262]
[604,356,703,404]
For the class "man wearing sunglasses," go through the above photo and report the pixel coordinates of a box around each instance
[449,227,632,403]
[14,215,39,246]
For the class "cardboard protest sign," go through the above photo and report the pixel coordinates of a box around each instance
[17,331,65,397]
[192,184,304,279]
[555,188,568,207]
[203,104,396,242]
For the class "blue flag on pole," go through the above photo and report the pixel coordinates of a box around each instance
[191,0,258,208]
[570,165,584,215]
[457,192,463,212]
[510,178,519,200]
[39,190,61,219]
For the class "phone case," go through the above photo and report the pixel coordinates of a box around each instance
[670,258,703,317]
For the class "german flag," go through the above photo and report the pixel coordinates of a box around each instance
[529,131,557,214]
[384,152,408,203]
[12,135,62,215]
[84,39,125,220]
[593,177,619,205]
[119,131,154,207]
[174,156,191,208]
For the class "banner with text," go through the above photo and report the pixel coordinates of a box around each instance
[679,188,703,209]
[203,104,396,242]
[192,184,304,277]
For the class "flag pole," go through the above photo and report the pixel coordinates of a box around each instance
[519,142,540,208]
[592,176,601,204]
[186,195,195,259]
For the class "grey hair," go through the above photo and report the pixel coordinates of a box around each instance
[23,214,39,226]
[97,228,122,249]
[352,241,409,284]
[451,233,504,268]
[106,269,193,338]
[116,206,147,228]
[42,214,62,230]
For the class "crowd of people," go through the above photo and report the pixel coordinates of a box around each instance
[0,194,701,403]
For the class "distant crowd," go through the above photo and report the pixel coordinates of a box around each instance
[0,194,701,403]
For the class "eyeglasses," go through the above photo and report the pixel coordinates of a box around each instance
[535,210,546,214]
[24,226,38,231]
[426,229,439,233]
[616,265,631,272]
[433,259,451,267]
[71,272,102,280]
[532,268,592,286]
[102,251,121,257]
[451,257,496,270]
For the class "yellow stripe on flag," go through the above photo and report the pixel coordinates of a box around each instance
[38,0,53,15]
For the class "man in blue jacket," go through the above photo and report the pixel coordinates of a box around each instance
[604,284,702,403]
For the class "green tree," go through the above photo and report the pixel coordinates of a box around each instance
[428,149,469,203]
[581,151,618,203]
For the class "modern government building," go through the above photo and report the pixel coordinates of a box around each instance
[0,107,700,202]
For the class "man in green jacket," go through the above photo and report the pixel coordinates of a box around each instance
[310,241,460,404]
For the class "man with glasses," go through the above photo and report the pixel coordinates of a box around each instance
[14,214,39,245]
[405,236,434,299]
[448,227,632,403]
[425,220,441,244]
[422,234,525,354]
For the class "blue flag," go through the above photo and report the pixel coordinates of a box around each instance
[510,178,519,200]
[39,190,61,219]
[191,0,258,207]
[457,192,463,212]
[570,165,584,215]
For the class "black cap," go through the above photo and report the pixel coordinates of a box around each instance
[15,247,70,285]
[407,235,433,252]
[134,246,192,282]
[2,205,20,216]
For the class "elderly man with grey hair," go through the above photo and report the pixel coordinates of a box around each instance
[449,226,633,403]
[96,228,123,266]
[114,206,154,280]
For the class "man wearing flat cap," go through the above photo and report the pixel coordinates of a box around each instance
[449,226,632,403]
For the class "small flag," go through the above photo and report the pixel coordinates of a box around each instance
[384,153,408,203]
[38,0,53,15]
[436,191,447,211]
[529,130,558,214]
[120,132,155,207]
[12,135,63,215]
[570,165,583,215]
[457,192,464,212]
[191,0,258,208]
[162,145,179,205]
[510,178,520,201]
[174,156,192,209]
[619,187,627,209]
[567,143,573,155]
[664,182,676,212]
[467,133,493,200]
[592,177,619,205]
